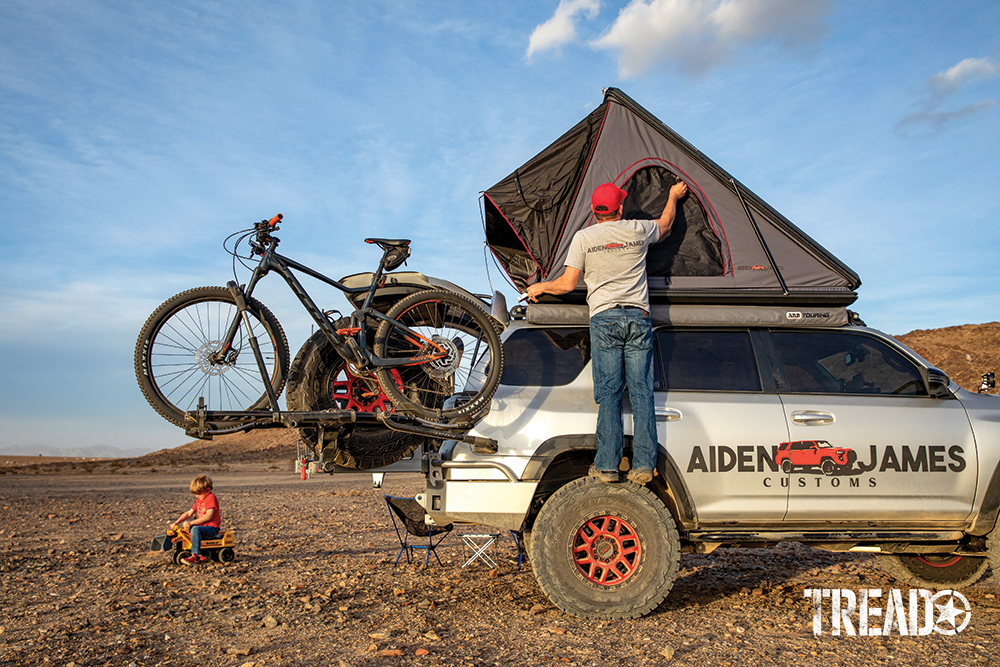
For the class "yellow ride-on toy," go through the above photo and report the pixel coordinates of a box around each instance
[150,526,236,564]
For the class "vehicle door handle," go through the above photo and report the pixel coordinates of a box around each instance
[791,410,835,426]
[655,408,682,422]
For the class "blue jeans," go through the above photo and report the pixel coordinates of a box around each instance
[590,307,658,473]
[190,525,219,555]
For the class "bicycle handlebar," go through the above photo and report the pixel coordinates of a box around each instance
[267,213,283,227]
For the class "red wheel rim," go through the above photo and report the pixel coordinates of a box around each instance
[572,515,642,585]
[916,554,963,568]
[330,366,401,413]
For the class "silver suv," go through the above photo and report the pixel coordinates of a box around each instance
[416,303,1000,619]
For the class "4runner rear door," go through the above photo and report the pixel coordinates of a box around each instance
[650,329,790,521]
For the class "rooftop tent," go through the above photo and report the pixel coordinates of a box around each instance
[483,88,861,306]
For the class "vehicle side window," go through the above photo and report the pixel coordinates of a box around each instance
[770,331,927,396]
[656,330,761,392]
[500,328,590,387]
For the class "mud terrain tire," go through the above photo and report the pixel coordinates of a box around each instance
[875,553,988,589]
[532,477,680,619]
[286,327,420,470]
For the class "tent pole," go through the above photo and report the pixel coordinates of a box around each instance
[730,178,789,295]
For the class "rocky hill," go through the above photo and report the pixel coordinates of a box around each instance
[896,321,1000,393]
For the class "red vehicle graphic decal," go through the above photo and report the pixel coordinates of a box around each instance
[776,440,858,476]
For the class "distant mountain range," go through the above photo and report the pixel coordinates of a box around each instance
[0,444,151,459]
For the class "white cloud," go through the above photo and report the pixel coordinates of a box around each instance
[591,0,831,78]
[928,57,1000,100]
[526,0,601,61]
[898,52,1000,135]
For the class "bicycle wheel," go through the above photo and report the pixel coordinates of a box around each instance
[286,326,421,469]
[373,289,503,421]
[135,286,290,426]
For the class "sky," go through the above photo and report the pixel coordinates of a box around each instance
[1,0,998,455]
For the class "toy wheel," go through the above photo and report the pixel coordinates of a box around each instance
[780,459,792,474]
[821,459,836,476]
[173,549,191,565]
[219,548,235,563]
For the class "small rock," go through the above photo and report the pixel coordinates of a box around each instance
[545,626,566,635]
[369,632,391,641]
[529,604,547,616]
[376,649,404,657]
[424,631,441,641]
[226,646,253,656]
[393,588,405,596]
[262,615,278,628]
[415,648,430,656]
[661,645,675,660]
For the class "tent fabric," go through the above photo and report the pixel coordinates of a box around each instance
[484,89,861,306]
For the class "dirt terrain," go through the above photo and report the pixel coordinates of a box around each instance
[1,469,998,667]
[1,322,998,666]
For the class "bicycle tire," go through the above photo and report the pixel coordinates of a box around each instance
[373,289,503,421]
[135,286,290,427]
[286,325,421,469]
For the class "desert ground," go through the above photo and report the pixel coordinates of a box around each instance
[1,322,998,666]
[1,465,998,667]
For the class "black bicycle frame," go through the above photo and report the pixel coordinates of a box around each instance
[218,236,447,387]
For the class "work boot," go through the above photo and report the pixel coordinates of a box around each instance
[627,468,653,484]
[588,464,619,483]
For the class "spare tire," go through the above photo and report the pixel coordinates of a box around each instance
[285,325,421,470]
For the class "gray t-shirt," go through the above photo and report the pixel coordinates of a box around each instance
[564,219,660,318]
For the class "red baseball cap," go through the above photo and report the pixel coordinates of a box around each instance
[591,182,628,214]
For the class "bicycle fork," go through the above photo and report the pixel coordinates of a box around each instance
[219,281,280,416]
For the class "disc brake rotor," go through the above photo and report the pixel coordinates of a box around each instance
[422,334,464,380]
[196,341,229,376]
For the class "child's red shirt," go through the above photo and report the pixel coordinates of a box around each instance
[193,492,221,528]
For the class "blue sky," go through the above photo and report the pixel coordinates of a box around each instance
[1,0,998,454]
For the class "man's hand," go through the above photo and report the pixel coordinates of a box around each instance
[656,181,689,238]
[525,267,583,302]
[669,181,688,201]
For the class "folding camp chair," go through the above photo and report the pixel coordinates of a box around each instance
[385,496,453,566]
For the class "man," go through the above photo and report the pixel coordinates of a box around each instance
[526,180,688,483]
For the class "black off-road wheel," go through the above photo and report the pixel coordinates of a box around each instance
[373,290,503,422]
[219,547,235,563]
[285,327,421,470]
[531,477,680,619]
[821,459,836,476]
[173,549,191,566]
[135,286,290,426]
[875,553,988,589]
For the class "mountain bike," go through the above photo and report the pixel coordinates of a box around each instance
[135,214,504,466]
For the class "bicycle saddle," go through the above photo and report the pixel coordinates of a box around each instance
[365,238,411,248]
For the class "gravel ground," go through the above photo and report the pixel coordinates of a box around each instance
[1,466,998,667]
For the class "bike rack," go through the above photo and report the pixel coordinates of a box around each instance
[183,401,498,453]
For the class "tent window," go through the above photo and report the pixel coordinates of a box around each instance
[622,166,724,277]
